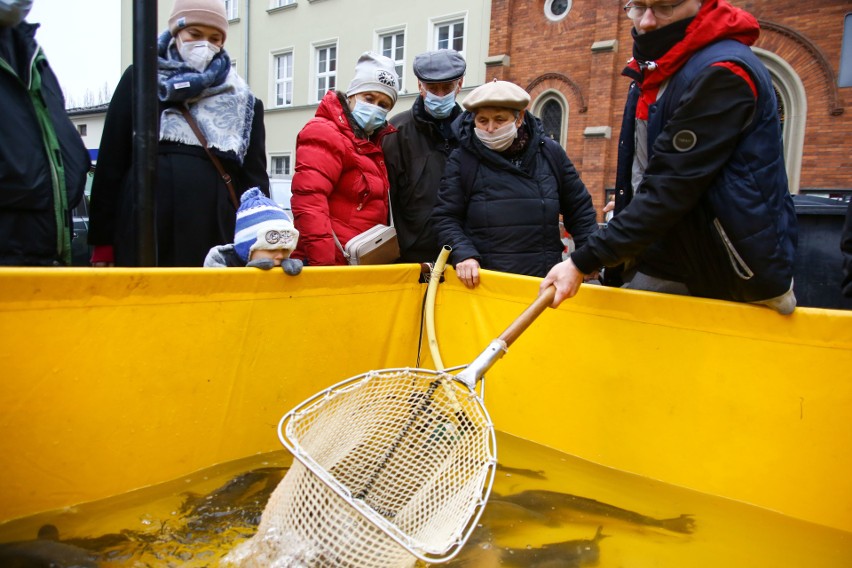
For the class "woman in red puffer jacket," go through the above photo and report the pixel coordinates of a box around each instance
[291,52,399,265]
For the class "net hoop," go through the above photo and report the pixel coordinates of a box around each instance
[276,367,497,564]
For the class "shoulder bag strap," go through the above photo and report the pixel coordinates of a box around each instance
[178,105,240,209]
[331,230,349,261]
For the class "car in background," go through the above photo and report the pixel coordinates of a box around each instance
[70,169,94,266]
[269,178,293,218]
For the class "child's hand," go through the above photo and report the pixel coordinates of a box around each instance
[246,258,275,270]
[282,258,303,276]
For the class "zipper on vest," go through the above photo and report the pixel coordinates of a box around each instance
[713,218,754,280]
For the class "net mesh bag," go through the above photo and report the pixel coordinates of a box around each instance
[225,369,496,567]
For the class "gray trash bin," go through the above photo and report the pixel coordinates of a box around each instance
[791,195,852,310]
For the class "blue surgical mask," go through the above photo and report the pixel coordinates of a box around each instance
[0,0,32,28]
[423,90,457,119]
[351,100,388,135]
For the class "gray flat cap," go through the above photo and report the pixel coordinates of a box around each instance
[413,50,466,82]
[462,79,530,112]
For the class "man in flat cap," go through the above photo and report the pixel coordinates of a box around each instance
[382,49,466,263]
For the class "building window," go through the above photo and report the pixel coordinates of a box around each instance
[274,51,294,107]
[77,124,87,137]
[540,99,564,144]
[224,0,238,20]
[315,44,337,102]
[379,31,405,92]
[434,18,464,52]
[753,48,805,194]
[544,0,572,22]
[270,154,291,178]
[271,0,295,8]
[840,14,852,87]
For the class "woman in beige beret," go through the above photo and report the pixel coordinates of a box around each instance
[433,80,597,288]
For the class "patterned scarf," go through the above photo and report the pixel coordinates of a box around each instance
[156,31,255,164]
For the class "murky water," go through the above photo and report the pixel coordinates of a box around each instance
[1,432,850,567]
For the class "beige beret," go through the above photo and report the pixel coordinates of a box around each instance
[462,79,530,112]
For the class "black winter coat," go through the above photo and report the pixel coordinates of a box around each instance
[383,96,462,263]
[88,66,268,267]
[434,112,596,278]
[0,23,89,266]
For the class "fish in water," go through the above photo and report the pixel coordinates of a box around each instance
[495,463,548,480]
[440,526,606,568]
[180,466,288,530]
[0,525,100,568]
[501,526,607,568]
[486,489,695,535]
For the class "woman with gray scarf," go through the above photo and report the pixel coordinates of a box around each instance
[88,0,268,267]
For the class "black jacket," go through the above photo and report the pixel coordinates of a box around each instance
[383,96,462,263]
[88,66,268,267]
[0,23,89,266]
[434,112,596,278]
[577,40,795,303]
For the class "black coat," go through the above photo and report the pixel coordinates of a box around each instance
[434,112,597,278]
[0,23,90,266]
[88,66,269,267]
[383,96,462,263]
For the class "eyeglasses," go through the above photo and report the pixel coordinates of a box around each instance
[623,0,688,20]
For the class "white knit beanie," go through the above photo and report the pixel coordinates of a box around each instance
[346,52,400,105]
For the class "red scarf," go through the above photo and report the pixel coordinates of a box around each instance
[630,0,760,120]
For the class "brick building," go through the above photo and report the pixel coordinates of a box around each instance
[485,0,851,218]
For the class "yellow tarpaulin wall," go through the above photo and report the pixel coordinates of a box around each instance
[1,266,850,534]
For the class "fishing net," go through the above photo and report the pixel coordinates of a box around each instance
[226,368,497,567]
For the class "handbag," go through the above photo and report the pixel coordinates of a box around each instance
[178,105,240,209]
[332,192,399,265]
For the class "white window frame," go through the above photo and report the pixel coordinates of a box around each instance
[270,0,296,8]
[430,13,467,56]
[753,47,806,194]
[376,27,406,93]
[312,41,338,103]
[272,49,295,108]
[269,153,292,178]
[533,90,569,148]
[544,0,573,22]
[224,0,239,20]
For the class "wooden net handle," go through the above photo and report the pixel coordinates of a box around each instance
[498,286,556,347]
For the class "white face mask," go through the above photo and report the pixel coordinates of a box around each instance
[474,120,518,152]
[177,38,220,72]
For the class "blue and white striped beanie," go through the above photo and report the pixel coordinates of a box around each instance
[233,188,298,262]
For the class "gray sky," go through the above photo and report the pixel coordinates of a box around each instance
[28,0,122,107]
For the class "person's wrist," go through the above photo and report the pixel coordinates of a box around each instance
[569,248,598,275]
[91,245,114,265]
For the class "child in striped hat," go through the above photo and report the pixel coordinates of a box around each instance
[204,188,302,274]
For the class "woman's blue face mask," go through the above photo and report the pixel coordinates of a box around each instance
[351,100,388,135]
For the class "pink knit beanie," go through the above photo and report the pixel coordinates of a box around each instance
[168,0,228,41]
